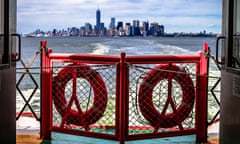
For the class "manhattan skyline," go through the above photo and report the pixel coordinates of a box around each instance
[17,0,222,34]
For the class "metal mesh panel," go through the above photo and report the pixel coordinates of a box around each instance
[52,62,117,134]
[128,63,197,135]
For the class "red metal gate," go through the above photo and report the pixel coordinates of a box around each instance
[40,40,209,143]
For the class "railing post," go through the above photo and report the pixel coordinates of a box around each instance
[119,52,128,144]
[196,42,209,142]
[40,41,52,140]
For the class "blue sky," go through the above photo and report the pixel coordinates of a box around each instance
[17,0,222,34]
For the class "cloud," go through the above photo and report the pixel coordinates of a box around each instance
[17,0,222,33]
[206,24,217,27]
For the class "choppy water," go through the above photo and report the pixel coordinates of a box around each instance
[20,36,216,56]
[18,36,217,71]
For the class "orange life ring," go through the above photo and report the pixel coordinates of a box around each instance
[138,64,195,129]
[52,63,108,128]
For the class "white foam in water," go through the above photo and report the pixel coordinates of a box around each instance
[16,89,40,112]
[91,43,111,55]
[164,45,196,55]
[90,38,197,56]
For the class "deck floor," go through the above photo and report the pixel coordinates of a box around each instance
[16,133,219,144]
[16,116,219,144]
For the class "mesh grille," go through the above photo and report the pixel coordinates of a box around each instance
[52,62,117,134]
[128,63,196,135]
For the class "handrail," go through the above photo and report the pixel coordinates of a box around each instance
[216,35,226,64]
[40,40,209,143]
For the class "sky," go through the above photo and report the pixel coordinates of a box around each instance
[17,0,222,34]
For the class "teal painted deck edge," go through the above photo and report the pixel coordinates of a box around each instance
[41,132,196,144]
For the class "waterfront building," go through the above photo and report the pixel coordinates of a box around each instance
[85,23,93,36]
[95,8,106,36]
[125,23,132,36]
[108,17,116,36]
[116,21,124,36]
[117,21,123,30]
[69,27,79,36]
[96,8,101,29]
[143,21,149,36]
[132,20,141,36]
[109,17,116,30]
[150,22,165,36]
[95,8,102,35]
[159,25,165,36]
[133,20,140,28]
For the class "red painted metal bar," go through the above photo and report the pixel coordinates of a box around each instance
[119,52,127,144]
[125,54,200,64]
[41,40,52,139]
[48,53,120,64]
[195,42,209,142]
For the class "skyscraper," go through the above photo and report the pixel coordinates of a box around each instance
[110,17,116,29]
[96,8,101,29]
[143,21,149,36]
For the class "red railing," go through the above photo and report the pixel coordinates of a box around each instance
[40,40,209,143]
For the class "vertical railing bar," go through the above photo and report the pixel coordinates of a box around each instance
[40,40,52,139]
[119,52,127,144]
[196,42,209,143]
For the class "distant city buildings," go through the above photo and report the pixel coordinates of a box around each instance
[26,8,217,38]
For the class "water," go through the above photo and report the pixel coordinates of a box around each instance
[16,36,219,118]
[20,36,216,58]
[18,36,217,71]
